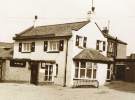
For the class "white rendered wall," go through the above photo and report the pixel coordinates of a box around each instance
[13,39,68,86]
[96,63,108,86]
[66,21,108,87]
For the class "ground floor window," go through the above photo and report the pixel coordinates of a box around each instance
[74,61,97,79]
[41,62,58,82]
[106,64,113,81]
[44,64,53,81]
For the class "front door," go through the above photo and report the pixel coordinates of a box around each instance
[44,64,53,82]
[30,61,39,85]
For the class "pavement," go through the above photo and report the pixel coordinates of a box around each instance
[0,81,135,100]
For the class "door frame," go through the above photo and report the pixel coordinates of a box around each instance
[30,61,39,85]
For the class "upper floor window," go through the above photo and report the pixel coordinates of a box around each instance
[49,41,59,51]
[44,40,64,52]
[19,42,35,53]
[76,35,87,48]
[96,40,106,52]
[107,42,114,53]
[23,43,31,52]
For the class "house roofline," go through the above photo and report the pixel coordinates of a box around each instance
[15,26,34,37]
[73,59,113,64]
[13,35,72,41]
[95,22,127,45]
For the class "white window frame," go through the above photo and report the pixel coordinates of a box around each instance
[106,65,113,80]
[97,40,106,51]
[108,42,114,53]
[44,63,54,82]
[74,61,97,80]
[48,40,59,52]
[22,42,31,52]
[78,36,83,47]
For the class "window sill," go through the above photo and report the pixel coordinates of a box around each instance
[21,51,31,53]
[47,51,60,53]
[73,78,97,80]
[78,46,84,49]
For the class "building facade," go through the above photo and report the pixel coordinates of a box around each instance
[1,20,114,87]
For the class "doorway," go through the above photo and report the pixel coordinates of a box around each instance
[116,65,125,80]
[30,61,39,85]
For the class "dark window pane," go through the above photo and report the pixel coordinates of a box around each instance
[44,76,48,81]
[93,69,97,78]
[87,69,92,78]
[45,70,48,75]
[80,69,85,78]
[49,76,52,81]
[75,61,79,68]
[107,65,111,69]
[107,70,110,79]
[81,61,86,68]
[75,69,79,78]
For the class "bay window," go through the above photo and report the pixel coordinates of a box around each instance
[74,61,97,79]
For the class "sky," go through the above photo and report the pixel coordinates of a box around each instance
[0,0,135,55]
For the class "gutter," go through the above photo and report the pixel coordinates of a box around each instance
[63,38,69,87]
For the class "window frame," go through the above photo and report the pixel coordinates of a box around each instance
[96,40,106,52]
[74,61,97,80]
[22,42,32,53]
[48,40,60,52]
[107,41,114,53]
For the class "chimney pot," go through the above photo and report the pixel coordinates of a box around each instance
[35,15,38,20]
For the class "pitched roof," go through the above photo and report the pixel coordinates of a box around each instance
[0,42,13,48]
[104,33,127,45]
[0,48,13,59]
[13,21,90,40]
[0,42,13,59]
[95,22,127,45]
[73,49,112,63]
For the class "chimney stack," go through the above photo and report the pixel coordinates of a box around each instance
[34,15,38,27]
[102,27,109,34]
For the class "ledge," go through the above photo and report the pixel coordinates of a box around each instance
[46,51,60,53]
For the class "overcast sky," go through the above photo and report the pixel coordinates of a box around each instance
[0,0,135,55]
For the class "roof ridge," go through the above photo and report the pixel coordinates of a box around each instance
[35,20,90,28]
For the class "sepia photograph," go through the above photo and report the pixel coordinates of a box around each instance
[0,0,135,100]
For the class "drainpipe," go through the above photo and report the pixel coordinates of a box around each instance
[113,37,118,80]
[63,38,69,87]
